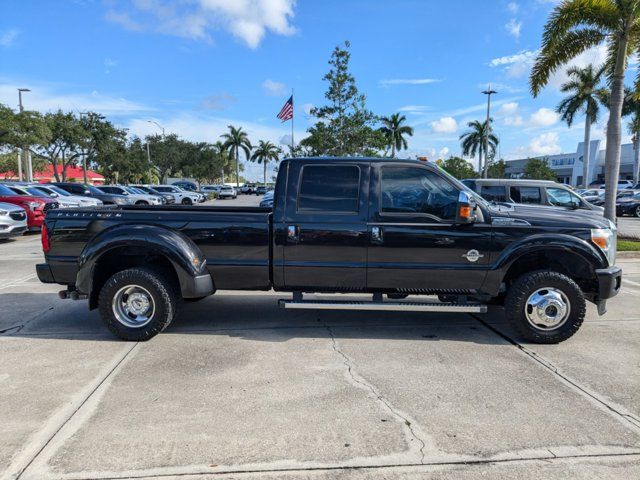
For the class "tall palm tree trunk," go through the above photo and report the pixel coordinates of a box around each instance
[634,135,640,185]
[582,117,591,188]
[603,38,629,222]
[478,149,483,177]
[235,148,240,188]
[263,161,267,187]
[391,143,396,158]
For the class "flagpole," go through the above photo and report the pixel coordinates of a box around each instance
[291,88,294,156]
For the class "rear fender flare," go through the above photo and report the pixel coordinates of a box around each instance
[77,224,212,298]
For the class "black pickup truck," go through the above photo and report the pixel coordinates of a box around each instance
[37,157,622,343]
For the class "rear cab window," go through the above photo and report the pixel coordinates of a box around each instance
[297,165,360,213]
[510,186,541,204]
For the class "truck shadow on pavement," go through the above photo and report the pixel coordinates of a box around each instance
[1,292,514,345]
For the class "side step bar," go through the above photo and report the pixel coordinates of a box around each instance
[278,299,487,313]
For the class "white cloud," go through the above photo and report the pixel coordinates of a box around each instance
[430,116,458,134]
[528,132,562,155]
[262,79,287,96]
[397,105,431,114]
[0,28,19,47]
[499,102,519,116]
[505,18,522,39]
[507,2,519,14]
[105,0,297,49]
[529,107,559,127]
[439,147,450,158]
[498,101,524,125]
[201,92,237,110]
[301,103,314,115]
[0,81,151,116]
[489,49,538,78]
[379,78,441,87]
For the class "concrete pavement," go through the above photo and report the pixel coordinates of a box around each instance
[1,216,639,479]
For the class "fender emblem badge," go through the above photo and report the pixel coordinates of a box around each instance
[462,249,484,262]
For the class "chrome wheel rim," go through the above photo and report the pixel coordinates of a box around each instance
[636,206,640,217]
[525,287,570,331]
[112,285,155,328]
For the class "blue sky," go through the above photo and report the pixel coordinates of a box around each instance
[0,0,625,180]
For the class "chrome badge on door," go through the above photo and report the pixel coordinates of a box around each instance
[462,249,484,262]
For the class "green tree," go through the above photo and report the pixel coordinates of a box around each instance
[301,41,381,156]
[530,0,640,220]
[459,119,498,176]
[99,136,150,184]
[79,112,127,184]
[250,140,281,186]
[556,65,607,187]
[523,158,556,181]
[221,125,252,187]
[486,159,507,178]
[147,134,191,183]
[379,113,414,158]
[436,156,478,179]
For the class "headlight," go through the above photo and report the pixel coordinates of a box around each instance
[591,228,616,266]
[24,201,41,211]
[0,209,7,216]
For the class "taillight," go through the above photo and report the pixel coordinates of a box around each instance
[41,222,51,253]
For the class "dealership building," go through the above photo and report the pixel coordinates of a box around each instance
[504,140,638,186]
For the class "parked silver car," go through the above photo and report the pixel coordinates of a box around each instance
[153,185,201,205]
[218,185,237,199]
[0,202,28,239]
[97,186,163,205]
[33,184,103,208]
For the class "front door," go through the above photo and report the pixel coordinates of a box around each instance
[366,164,492,293]
[280,161,370,291]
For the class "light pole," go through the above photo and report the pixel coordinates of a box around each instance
[147,120,165,137]
[482,86,497,178]
[79,112,91,184]
[18,88,32,182]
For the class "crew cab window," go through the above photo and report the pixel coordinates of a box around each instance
[380,166,458,220]
[510,186,541,204]
[547,187,581,208]
[480,185,507,202]
[297,165,360,212]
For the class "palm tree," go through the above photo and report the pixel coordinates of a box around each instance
[220,125,252,187]
[556,65,606,188]
[379,113,414,158]
[530,0,640,221]
[620,90,640,185]
[459,119,498,176]
[250,140,280,186]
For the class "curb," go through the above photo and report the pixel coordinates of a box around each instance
[617,251,640,259]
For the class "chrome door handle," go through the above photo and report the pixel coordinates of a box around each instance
[287,225,300,244]
[371,226,383,244]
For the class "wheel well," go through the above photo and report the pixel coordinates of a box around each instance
[504,250,597,294]
[89,246,179,309]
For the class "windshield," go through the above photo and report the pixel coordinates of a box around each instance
[27,187,50,196]
[87,185,105,195]
[0,185,18,196]
[45,185,71,196]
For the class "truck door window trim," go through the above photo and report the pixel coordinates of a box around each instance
[295,164,362,215]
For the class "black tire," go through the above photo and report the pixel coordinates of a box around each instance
[504,270,586,344]
[135,200,148,205]
[181,197,192,205]
[635,205,640,218]
[98,267,179,341]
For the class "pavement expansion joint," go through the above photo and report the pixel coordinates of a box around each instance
[323,323,429,465]
[469,313,640,434]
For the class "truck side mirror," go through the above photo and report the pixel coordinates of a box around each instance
[456,191,477,224]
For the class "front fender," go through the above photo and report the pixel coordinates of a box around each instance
[481,233,606,296]
[77,224,213,298]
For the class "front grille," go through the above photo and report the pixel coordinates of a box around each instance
[9,211,26,221]
[43,202,59,212]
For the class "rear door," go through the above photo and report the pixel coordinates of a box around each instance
[280,161,369,291]
[366,163,491,292]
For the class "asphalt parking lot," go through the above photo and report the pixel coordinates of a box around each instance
[1,198,640,480]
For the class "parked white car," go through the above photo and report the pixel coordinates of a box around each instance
[7,184,81,209]
[97,186,163,205]
[33,184,103,208]
[218,185,237,199]
[0,201,28,239]
[153,185,202,205]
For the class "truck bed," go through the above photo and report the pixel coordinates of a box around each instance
[45,205,273,291]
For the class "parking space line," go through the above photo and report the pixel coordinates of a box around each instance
[4,342,141,480]
[468,314,640,434]
[0,273,37,291]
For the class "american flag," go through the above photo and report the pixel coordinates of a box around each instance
[277,95,293,122]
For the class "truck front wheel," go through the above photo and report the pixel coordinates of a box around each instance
[98,267,179,341]
[504,270,586,344]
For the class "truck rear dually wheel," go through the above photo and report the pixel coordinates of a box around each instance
[504,270,585,344]
[98,267,179,341]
